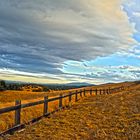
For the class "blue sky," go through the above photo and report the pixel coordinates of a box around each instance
[0,0,140,84]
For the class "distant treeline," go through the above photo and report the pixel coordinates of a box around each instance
[0,80,6,91]
[0,80,49,92]
[0,80,89,92]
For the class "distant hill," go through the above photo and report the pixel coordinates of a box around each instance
[42,82,95,90]
[65,82,95,86]
[1,80,95,91]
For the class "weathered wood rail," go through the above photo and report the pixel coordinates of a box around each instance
[0,86,126,136]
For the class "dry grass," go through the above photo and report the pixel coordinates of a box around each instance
[0,90,68,103]
[0,81,139,136]
[0,87,83,132]
[0,81,134,103]
[0,91,82,132]
[2,86,140,140]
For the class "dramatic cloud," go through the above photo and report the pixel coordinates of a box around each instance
[123,0,140,58]
[0,0,138,83]
[62,62,140,83]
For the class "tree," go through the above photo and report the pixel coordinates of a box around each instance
[0,80,6,88]
[0,80,6,91]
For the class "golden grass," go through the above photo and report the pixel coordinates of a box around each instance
[3,86,140,140]
[0,81,134,103]
[0,91,85,132]
[0,81,138,133]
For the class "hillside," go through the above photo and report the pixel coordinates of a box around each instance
[1,82,140,140]
[0,81,137,103]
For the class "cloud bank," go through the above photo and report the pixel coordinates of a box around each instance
[0,0,137,83]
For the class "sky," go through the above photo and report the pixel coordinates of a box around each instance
[0,0,140,84]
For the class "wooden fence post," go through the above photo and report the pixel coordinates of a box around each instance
[75,90,78,102]
[80,90,82,97]
[90,89,92,96]
[84,89,86,96]
[107,89,109,94]
[69,92,72,103]
[95,89,97,95]
[15,100,21,126]
[59,94,63,109]
[44,96,48,116]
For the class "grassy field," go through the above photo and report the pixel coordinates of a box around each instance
[0,86,89,132]
[1,82,139,140]
[0,81,134,103]
[0,81,139,137]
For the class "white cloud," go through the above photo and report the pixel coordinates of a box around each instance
[62,62,140,83]
[0,0,138,83]
[123,0,140,32]
[133,12,140,17]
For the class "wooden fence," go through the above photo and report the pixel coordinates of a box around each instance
[0,86,125,136]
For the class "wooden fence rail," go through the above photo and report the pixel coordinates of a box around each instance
[0,86,126,136]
